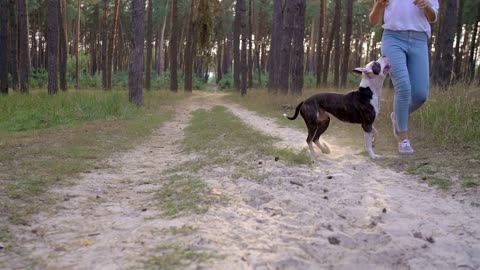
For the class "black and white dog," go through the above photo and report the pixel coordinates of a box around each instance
[284,56,391,159]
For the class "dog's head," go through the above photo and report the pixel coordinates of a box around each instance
[352,56,391,91]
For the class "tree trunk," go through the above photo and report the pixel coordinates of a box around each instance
[340,0,353,87]
[58,0,68,91]
[75,0,80,88]
[233,0,241,90]
[268,0,283,92]
[101,0,108,89]
[106,0,120,89]
[247,0,253,88]
[144,0,153,90]
[332,1,342,87]
[184,0,196,92]
[323,0,340,85]
[17,0,30,93]
[156,0,168,76]
[8,0,18,90]
[222,37,231,74]
[0,0,8,93]
[48,0,59,95]
[216,40,223,83]
[453,0,464,82]
[129,0,145,105]
[278,0,296,94]
[467,5,480,83]
[169,0,178,92]
[437,0,457,88]
[290,0,306,95]
[316,0,325,86]
[239,0,247,96]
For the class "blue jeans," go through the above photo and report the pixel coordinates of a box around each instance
[381,30,430,133]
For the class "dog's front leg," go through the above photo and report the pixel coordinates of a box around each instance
[364,132,379,159]
[371,126,378,147]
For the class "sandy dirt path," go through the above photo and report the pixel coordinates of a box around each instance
[1,92,479,270]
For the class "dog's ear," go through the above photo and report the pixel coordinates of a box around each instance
[352,67,368,75]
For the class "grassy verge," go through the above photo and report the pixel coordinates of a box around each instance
[142,244,213,270]
[0,90,183,225]
[226,85,480,191]
[156,174,212,218]
[176,106,310,180]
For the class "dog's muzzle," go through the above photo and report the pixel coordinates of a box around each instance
[383,64,391,75]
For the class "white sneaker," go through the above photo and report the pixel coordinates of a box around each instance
[390,112,399,140]
[398,139,414,154]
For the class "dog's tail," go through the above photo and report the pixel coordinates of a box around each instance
[283,101,303,120]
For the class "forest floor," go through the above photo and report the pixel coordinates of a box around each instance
[1,91,479,270]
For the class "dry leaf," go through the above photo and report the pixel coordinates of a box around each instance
[80,240,95,246]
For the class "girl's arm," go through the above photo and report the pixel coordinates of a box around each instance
[369,0,389,25]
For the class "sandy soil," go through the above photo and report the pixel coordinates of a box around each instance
[1,92,479,270]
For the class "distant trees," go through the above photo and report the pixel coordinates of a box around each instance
[0,0,478,96]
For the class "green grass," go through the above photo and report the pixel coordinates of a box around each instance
[183,106,311,167]
[143,244,212,270]
[156,174,212,218]
[0,91,140,131]
[0,90,182,224]
[426,176,453,190]
[461,177,479,188]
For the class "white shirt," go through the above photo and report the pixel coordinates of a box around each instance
[383,0,439,37]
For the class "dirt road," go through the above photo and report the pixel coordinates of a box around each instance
[2,92,479,270]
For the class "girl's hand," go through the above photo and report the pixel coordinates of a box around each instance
[413,0,430,9]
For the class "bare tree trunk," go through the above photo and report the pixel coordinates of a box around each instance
[184,0,196,92]
[129,0,145,105]
[8,0,18,90]
[75,0,80,88]
[467,5,480,83]
[169,0,179,92]
[290,0,306,95]
[332,1,342,87]
[316,0,325,86]
[0,0,8,93]
[101,0,108,89]
[279,0,296,94]
[247,0,253,88]
[222,36,231,74]
[48,0,59,95]
[453,0,464,82]
[106,0,120,89]
[18,0,30,93]
[59,0,68,91]
[323,0,340,85]
[233,0,241,90]
[156,0,168,76]
[268,0,283,92]
[437,0,457,88]
[216,40,223,83]
[239,0,247,96]
[340,0,353,87]
[145,0,153,90]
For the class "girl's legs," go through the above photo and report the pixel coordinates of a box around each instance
[407,33,430,114]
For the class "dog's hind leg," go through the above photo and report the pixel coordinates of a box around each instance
[306,125,319,159]
[313,113,331,154]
